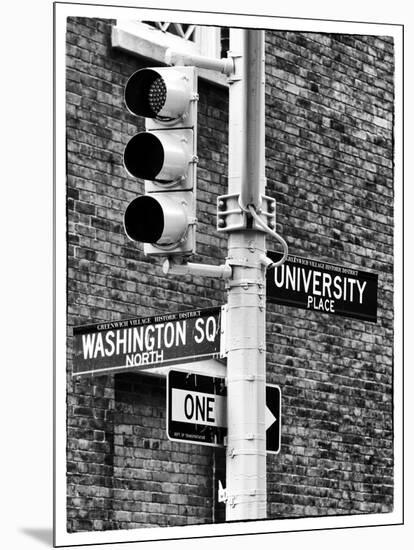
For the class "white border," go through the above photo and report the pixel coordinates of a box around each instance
[54,3,403,547]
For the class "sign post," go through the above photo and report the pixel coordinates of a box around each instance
[224,28,267,521]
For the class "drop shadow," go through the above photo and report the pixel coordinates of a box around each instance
[20,527,53,547]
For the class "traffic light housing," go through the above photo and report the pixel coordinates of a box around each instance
[123,66,198,256]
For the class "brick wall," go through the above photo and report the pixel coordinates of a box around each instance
[264,31,394,517]
[66,17,394,532]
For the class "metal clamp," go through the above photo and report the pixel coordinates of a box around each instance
[218,480,228,503]
[227,374,266,383]
[226,278,263,289]
[218,481,236,507]
[217,193,276,233]
[226,50,242,83]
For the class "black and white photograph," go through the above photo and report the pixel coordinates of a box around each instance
[50,1,406,546]
[3,1,408,549]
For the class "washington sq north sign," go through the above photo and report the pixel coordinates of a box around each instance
[72,307,225,377]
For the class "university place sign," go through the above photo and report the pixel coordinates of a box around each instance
[266,252,378,322]
[72,306,225,376]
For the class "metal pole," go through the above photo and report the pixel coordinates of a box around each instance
[225,28,267,520]
[240,31,266,211]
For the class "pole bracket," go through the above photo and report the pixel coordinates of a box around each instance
[166,48,234,75]
[218,480,228,503]
[217,193,276,233]
[162,258,232,279]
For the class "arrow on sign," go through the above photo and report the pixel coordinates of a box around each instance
[265,404,277,431]
[266,384,281,454]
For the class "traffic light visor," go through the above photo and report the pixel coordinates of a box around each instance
[125,68,191,120]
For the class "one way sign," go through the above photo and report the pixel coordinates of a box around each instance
[167,370,281,453]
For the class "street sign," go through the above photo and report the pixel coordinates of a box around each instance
[167,369,281,452]
[267,252,378,322]
[266,384,281,454]
[73,306,225,377]
[167,369,227,447]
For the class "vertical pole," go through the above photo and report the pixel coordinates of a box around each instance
[225,29,267,520]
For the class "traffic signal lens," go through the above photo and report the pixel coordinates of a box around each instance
[125,68,191,121]
[124,195,189,246]
[124,131,191,184]
[125,69,168,118]
[124,133,164,180]
[124,196,164,243]
[148,76,167,116]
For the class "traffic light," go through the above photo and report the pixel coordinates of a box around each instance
[123,66,198,256]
